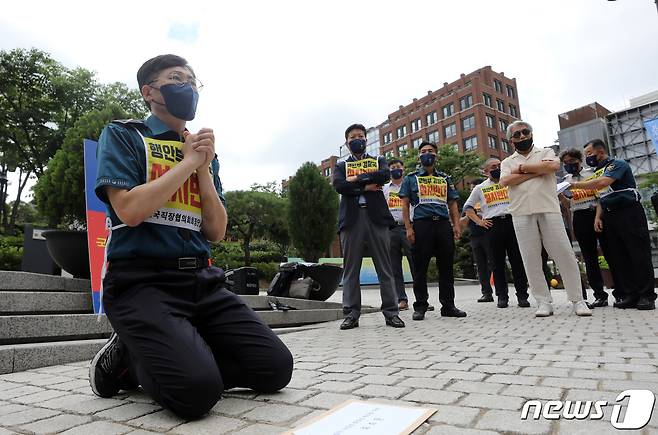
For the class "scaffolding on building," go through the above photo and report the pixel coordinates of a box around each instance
[606,100,658,176]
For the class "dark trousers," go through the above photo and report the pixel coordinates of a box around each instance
[573,209,612,300]
[470,234,493,296]
[390,225,414,301]
[340,209,399,320]
[486,216,529,301]
[103,266,293,419]
[602,202,656,301]
[411,218,455,312]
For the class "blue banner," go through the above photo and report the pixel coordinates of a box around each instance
[645,118,658,156]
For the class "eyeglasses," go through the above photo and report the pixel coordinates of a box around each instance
[150,72,203,90]
[511,128,531,139]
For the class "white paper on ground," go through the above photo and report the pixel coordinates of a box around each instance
[288,400,436,435]
[556,181,571,194]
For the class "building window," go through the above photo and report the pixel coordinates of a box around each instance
[442,103,454,118]
[497,99,505,112]
[444,123,456,138]
[483,93,492,108]
[461,115,475,132]
[396,125,407,139]
[506,85,515,98]
[411,118,422,133]
[412,137,423,149]
[488,135,498,149]
[485,114,495,129]
[383,132,392,144]
[463,136,478,151]
[426,111,438,125]
[426,130,439,144]
[509,104,518,118]
[323,167,332,177]
[502,139,510,153]
[398,143,408,155]
[494,79,502,93]
[460,94,473,111]
[499,119,508,133]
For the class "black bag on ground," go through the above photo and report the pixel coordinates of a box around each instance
[267,262,343,301]
[225,267,259,295]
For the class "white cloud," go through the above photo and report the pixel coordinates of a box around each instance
[2,0,658,201]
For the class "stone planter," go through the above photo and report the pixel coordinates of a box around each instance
[43,230,90,279]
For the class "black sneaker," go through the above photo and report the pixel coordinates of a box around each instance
[517,299,531,308]
[89,333,136,397]
[478,294,494,303]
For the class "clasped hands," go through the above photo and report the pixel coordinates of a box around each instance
[183,128,215,170]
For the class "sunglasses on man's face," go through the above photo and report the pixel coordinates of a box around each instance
[512,128,531,139]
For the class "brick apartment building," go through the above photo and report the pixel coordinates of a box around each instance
[378,66,521,160]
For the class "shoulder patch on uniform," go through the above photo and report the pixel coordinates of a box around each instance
[111,119,146,127]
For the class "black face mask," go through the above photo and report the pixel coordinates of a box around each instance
[489,168,501,180]
[348,139,367,155]
[514,138,533,152]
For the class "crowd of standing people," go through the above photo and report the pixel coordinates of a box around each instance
[333,121,657,329]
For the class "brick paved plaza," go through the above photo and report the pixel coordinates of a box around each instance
[0,285,656,434]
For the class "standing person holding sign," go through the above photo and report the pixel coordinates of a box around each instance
[333,124,405,330]
[559,148,620,307]
[499,121,592,317]
[88,55,293,419]
[383,158,414,310]
[399,141,466,321]
[464,158,530,308]
[569,139,656,310]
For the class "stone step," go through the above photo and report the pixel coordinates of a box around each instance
[0,314,112,345]
[0,291,92,315]
[0,271,90,293]
[0,338,106,374]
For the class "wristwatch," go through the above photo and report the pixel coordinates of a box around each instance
[519,164,526,174]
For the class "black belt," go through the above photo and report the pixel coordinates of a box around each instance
[490,214,512,220]
[573,207,597,214]
[414,216,448,222]
[109,256,211,271]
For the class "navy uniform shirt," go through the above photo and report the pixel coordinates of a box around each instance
[398,167,459,220]
[95,115,225,260]
[599,158,639,210]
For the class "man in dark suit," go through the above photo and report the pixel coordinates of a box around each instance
[333,123,405,330]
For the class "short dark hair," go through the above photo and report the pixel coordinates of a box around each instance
[137,54,194,90]
[419,141,438,152]
[559,148,583,162]
[584,139,607,152]
[388,158,404,166]
[345,124,367,140]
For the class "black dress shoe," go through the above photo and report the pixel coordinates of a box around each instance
[412,311,425,321]
[497,299,509,308]
[636,297,656,310]
[518,299,530,308]
[591,298,608,308]
[440,306,467,317]
[340,317,359,330]
[478,294,494,303]
[386,315,406,328]
[614,297,638,309]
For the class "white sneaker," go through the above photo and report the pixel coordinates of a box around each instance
[535,302,554,317]
[573,300,592,316]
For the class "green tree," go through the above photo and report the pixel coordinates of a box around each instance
[0,48,146,230]
[287,162,338,262]
[400,144,484,185]
[33,104,130,227]
[224,190,289,265]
